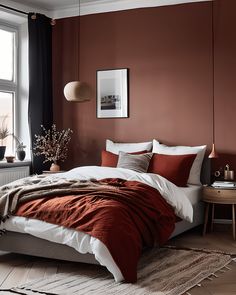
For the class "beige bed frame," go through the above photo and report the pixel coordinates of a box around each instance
[0,160,209,264]
[0,202,204,264]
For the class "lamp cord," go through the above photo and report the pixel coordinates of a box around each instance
[77,0,81,80]
[212,0,215,144]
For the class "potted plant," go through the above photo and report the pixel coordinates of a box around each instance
[33,124,73,171]
[0,116,10,161]
[16,142,26,161]
[13,136,26,161]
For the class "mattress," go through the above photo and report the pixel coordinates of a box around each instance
[180,184,203,205]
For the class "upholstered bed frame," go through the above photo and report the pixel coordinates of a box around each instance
[0,231,99,264]
[0,160,209,265]
[0,201,204,265]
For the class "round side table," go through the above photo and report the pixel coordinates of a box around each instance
[202,186,236,240]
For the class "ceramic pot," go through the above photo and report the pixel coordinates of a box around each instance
[50,163,60,172]
[6,156,15,163]
[17,150,26,161]
[0,146,6,161]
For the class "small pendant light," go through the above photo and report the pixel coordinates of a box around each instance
[64,0,91,102]
[64,81,90,102]
[209,0,218,158]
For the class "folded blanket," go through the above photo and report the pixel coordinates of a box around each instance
[0,176,176,282]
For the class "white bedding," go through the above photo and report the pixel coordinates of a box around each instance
[170,185,203,238]
[0,166,194,282]
[180,184,203,205]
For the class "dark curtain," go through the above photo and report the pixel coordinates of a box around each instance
[28,13,53,174]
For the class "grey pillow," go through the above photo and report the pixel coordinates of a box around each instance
[117,151,153,173]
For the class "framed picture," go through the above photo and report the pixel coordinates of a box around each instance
[96,68,129,118]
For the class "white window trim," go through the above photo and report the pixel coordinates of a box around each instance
[0,23,18,86]
[0,16,30,160]
[0,23,18,153]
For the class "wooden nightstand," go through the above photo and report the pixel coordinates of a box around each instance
[202,186,236,240]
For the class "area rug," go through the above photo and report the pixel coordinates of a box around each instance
[5,247,232,295]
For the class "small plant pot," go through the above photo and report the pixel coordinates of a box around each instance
[17,150,26,161]
[6,156,15,163]
[0,146,6,161]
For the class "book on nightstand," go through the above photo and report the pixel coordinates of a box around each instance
[211,181,236,188]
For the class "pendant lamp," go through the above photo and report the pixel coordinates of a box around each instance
[64,0,90,102]
[209,0,218,158]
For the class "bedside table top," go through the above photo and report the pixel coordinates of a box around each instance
[203,186,236,204]
[42,170,66,174]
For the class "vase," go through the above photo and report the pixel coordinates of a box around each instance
[50,163,60,172]
[17,150,26,161]
[0,146,6,161]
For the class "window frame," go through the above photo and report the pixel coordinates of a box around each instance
[0,23,18,152]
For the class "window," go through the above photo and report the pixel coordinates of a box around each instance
[0,25,17,155]
[0,28,14,81]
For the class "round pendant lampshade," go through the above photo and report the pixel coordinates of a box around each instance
[64,81,91,102]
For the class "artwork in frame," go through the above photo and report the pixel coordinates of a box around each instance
[96,68,129,118]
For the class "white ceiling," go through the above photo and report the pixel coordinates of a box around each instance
[1,0,210,20]
[14,0,81,11]
[13,0,209,11]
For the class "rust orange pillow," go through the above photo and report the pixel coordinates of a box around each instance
[101,150,147,167]
[148,153,196,187]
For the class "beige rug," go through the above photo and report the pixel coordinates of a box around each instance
[5,247,232,295]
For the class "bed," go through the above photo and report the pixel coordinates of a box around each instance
[0,140,209,283]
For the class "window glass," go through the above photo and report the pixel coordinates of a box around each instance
[0,92,13,154]
[0,25,17,157]
[0,29,15,81]
[0,28,14,81]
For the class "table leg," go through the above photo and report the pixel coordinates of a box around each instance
[211,203,215,232]
[203,203,210,236]
[232,204,235,240]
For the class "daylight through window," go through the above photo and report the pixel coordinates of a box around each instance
[0,29,14,81]
[0,26,17,155]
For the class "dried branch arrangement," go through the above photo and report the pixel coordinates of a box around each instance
[33,124,73,164]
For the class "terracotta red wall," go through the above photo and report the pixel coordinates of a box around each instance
[52,0,236,175]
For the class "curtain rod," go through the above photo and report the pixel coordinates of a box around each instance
[0,4,56,25]
[0,4,29,16]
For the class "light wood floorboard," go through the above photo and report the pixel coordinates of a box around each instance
[0,225,236,294]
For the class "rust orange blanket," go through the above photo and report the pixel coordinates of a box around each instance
[15,178,176,282]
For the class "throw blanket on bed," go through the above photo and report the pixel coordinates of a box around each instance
[0,176,176,283]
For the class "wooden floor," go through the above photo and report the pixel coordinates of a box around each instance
[0,225,236,295]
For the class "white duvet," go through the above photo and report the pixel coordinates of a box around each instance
[1,166,193,282]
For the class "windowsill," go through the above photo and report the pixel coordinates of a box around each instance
[0,159,31,168]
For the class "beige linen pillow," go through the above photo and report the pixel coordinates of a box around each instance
[117,151,153,173]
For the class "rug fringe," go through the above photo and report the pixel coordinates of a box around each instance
[164,244,236,257]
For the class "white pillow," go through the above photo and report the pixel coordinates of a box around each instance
[152,139,206,185]
[106,139,152,155]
